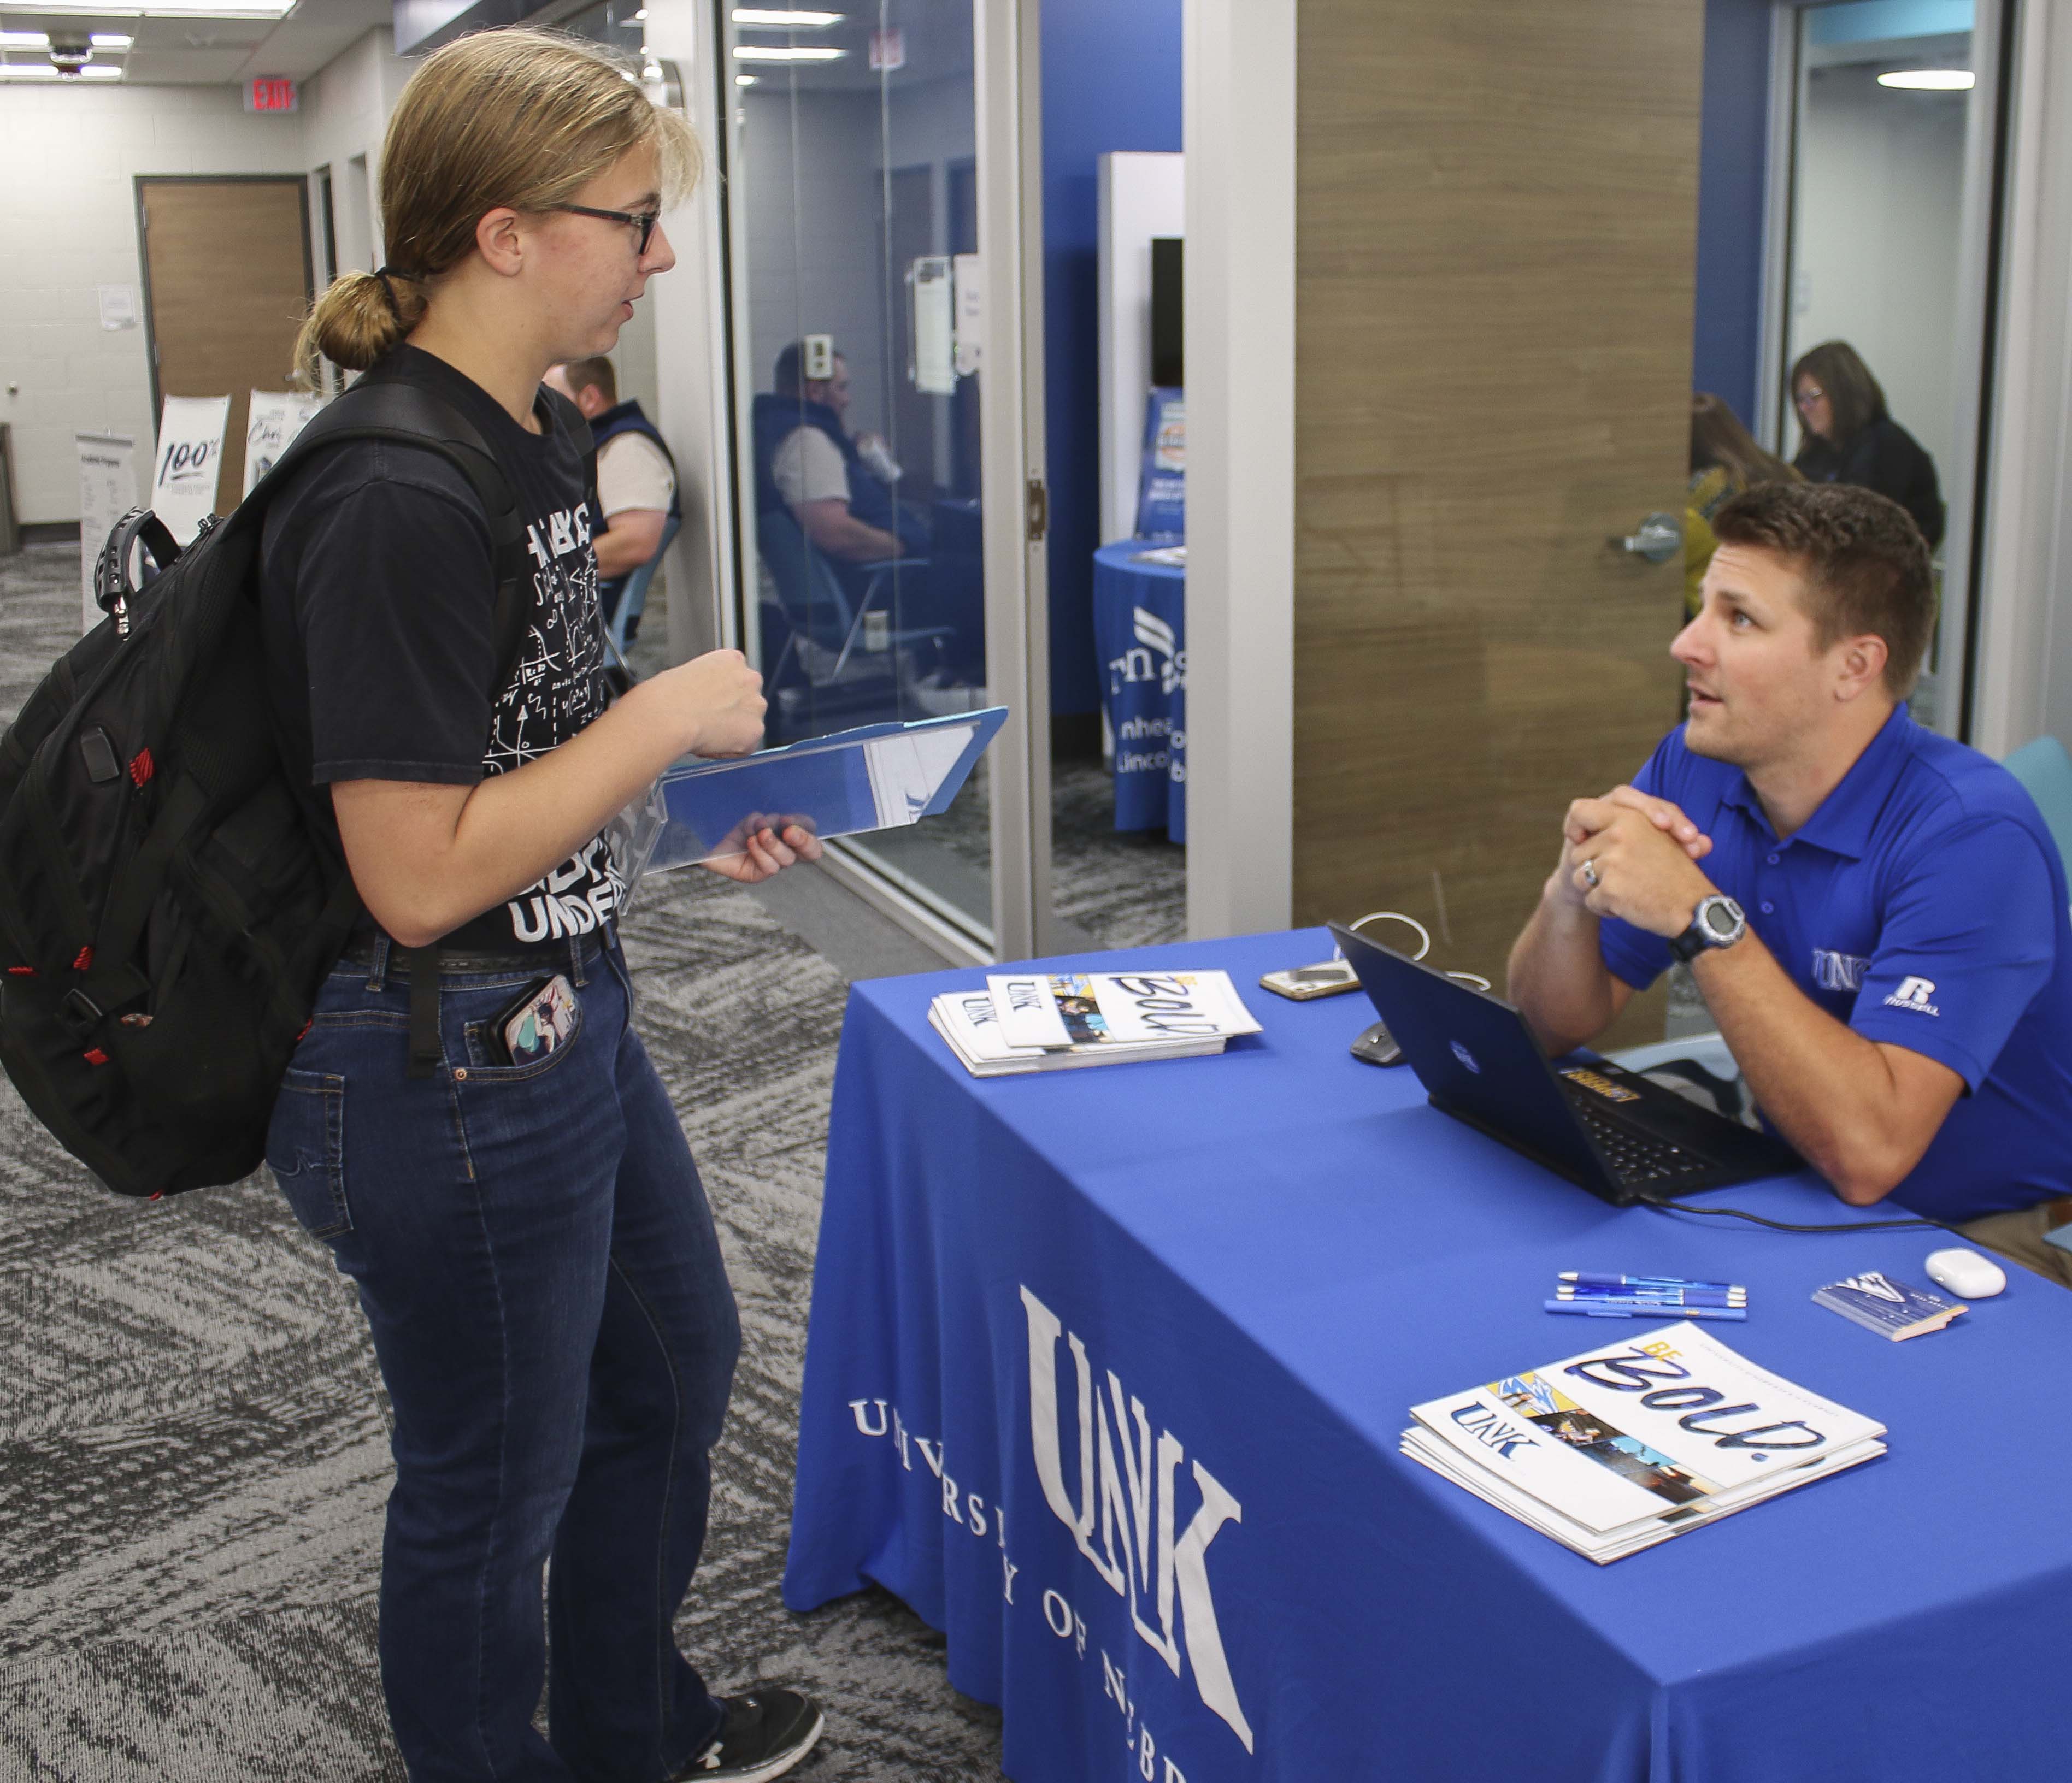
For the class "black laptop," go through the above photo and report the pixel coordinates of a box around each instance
[1329,922,1799,1205]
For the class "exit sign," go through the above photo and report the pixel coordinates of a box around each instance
[243,76,297,113]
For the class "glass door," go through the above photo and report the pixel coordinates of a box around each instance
[714,0,1042,955]
[1776,0,2005,736]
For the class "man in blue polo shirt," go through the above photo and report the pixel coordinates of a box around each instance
[1508,480,2072,1286]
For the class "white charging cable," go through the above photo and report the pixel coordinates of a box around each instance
[1333,910,1432,964]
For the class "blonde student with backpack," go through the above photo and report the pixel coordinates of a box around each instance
[260,30,822,1782]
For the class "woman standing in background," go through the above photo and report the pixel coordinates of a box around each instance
[1685,392,1799,618]
[1789,339,1945,549]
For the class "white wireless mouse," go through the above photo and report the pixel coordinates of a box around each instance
[1923,1247,2006,1300]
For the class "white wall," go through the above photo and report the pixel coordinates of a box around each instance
[1183,0,1294,940]
[1787,62,1968,488]
[0,28,408,527]
[0,82,310,523]
[302,27,411,280]
[1974,0,2072,756]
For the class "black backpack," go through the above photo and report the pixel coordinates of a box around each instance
[0,375,554,1201]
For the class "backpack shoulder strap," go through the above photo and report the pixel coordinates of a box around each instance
[257,377,533,696]
[251,377,547,1081]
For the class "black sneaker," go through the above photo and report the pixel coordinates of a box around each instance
[674,1689,824,1782]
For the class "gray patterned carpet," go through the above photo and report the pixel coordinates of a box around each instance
[0,543,1004,1780]
[917,755,1187,953]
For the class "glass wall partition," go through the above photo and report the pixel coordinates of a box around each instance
[719,0,997,947]
[1780,0,2000,733]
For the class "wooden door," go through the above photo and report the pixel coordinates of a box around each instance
[1294,0,1700,1045]
[138,178,313,513]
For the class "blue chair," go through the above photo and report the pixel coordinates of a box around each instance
[604,513,679,663]
[755,508,947,692]
[2003,735,2072,892]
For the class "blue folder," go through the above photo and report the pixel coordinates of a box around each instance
[617,707,1008,885]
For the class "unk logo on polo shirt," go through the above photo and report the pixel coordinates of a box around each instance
[1812,949,1871,992]
[1883,976,1941,1016]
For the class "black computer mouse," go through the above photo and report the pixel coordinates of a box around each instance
[1350,1020,1404,1066]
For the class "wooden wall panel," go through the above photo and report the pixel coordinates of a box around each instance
[1294,0,1700,1040]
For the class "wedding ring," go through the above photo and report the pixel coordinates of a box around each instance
[1580,860,1599,889]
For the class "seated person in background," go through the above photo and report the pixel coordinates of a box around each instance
[1507,481,2072,1287]
[751,341,929,569]
[1790,340,1944,550]
[1686,392,1797,620]
[543,356,678,642]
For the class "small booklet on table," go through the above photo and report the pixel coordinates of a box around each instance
[929,969,1261,1078]
[1402,1321,1885,1563]
[1812,1272,1967,1341]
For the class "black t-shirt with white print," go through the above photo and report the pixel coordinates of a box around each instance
[259,345,622,953]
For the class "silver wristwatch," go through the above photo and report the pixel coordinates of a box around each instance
[1669,893,1746,963]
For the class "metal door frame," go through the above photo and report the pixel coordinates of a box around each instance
[704,0,1052,964]
[1756,0,2015,744]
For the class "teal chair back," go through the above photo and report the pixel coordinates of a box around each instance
[2003,735,2072,889]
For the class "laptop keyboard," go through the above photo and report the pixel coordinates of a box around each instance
[1565,1095,1709,1188]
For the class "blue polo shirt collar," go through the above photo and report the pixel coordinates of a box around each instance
[1718,703,1916,859]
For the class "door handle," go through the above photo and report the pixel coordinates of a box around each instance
[1613,511,1682,565]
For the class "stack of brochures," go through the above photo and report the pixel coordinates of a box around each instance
[929,970,1262,1078]
[1402,1322,1886,1563]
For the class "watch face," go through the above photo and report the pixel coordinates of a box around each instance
[1704,901,1740,938]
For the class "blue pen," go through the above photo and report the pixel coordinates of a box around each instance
[1561,1272,1744,1291]
[1545,1300,1747,1321]
[1558,1287,1745,1308]
[1558,1292,1749,1308]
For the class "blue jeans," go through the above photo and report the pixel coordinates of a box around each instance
[266,938,739,1782]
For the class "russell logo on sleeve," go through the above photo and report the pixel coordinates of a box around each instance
[1882,976,1940,1016]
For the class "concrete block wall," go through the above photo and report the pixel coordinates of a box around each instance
[0,32,401,529]
[0,82,313,524]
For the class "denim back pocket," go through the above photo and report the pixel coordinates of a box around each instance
[266,1067,349,1238]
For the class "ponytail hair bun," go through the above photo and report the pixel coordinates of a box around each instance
[295,268,428,388]
[293,29,701,391]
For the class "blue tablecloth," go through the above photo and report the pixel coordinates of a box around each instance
[1091,542,1185,840]
[784,929,2072,1783]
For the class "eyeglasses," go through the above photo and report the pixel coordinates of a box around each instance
[1794,385,1828,409]
[555,204,662,256]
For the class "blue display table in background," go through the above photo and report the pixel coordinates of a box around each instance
[1091,541,1185,841]
[785,928,2072,1783]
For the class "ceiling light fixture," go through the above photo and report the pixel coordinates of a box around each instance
[1877,68,1974,89]
[0,28,124,44]
[732,43,844,61]
[0,61,122,77]
[1,1,293,15]
[735,72,757,84]
[733,9,845,27]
